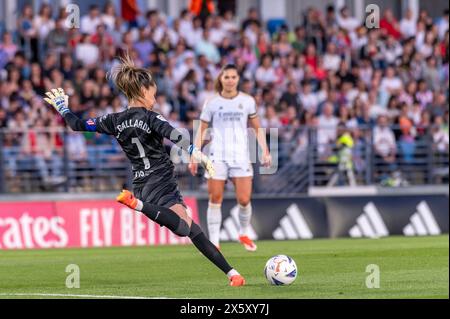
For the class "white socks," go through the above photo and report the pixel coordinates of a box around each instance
[135,199,143,211]
[207,202,222,246]
[226,269,240,279]
[238,203,252,236]
[207,201,252,245]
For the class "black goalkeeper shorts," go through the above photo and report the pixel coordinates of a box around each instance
[132,168,185,208]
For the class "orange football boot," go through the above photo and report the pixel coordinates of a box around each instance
[239,235,257,252]
[116,189,138,209]
[229,274,246,287]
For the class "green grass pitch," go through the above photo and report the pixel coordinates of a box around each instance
[0,235,448,299]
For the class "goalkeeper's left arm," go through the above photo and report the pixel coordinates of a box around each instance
[44,88,92,132]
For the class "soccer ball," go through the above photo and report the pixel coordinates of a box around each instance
[264,255,297,286]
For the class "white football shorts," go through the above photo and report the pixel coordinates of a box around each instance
[204,160,254,180]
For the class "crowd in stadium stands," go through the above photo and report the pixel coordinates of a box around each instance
[0,2,448,187]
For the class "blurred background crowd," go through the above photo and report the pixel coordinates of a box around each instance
[0,0,448,192]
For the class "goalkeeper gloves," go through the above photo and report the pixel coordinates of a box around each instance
[188,145,215,177]
[44,88,70,116]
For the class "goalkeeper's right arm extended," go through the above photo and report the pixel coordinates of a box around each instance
[151,116,215,178]
[187,145,215,178]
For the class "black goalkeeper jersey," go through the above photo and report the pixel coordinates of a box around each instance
[65,107,185,187]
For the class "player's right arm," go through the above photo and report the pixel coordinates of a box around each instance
[189,98,213,176]
[149,111,215,177]
[44,88,115,135]
[189,120,209,176]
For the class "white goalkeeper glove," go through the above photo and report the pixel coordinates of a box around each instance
[188,145,215,178]
[44,88,70,116]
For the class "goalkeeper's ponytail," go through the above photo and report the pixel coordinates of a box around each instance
[107,52,156,101]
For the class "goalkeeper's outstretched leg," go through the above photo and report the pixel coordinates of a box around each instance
[117,190,246,286]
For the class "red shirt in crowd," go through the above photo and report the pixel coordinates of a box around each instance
[380,18,402,40]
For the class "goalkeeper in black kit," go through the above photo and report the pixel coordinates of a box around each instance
[43,54,245,286]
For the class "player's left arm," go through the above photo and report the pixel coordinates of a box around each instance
[248,97,272,167]
[249,115,272,167]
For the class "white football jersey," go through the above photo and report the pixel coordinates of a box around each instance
[200,92,257,162]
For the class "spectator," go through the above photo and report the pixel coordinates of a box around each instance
[255,54,277,87]
[408,100,422,125]
[33,3,55,61]
[152,94,171,119]
[81,5,102,35]
[400,8,417,39]
[415,79,433,109]
[0,108,7,129]
[195,29,220,64]
[323,42,341,72]
[18,118,64,186]
[426,91,448,118]
[317,102,339,157]
[381,35,403,65]
[46,19,69,55]
[0,32,18,63]
[101,2,117,32]
[261,105,282,128]
[437,9,449,40]
[209,15,227,46]
[121,0,140,28]
[221,10,239,34]
[423,56,441,91]
[418,31,437,58]
[75,34,100,67]
[279,82,301,110]
[189,0,215,25]
[133,27,154,65]
[90,23,114,48]
[432,115,449,153]
[241,7,261,31]
[336,6,360,33]
[197,79,215,108]
[66,130,89,190]
[380,66,403,99]
[178,69,199,122]
[397,103,416,163]
[17,4,38,61]
[299,81,319,114]
[380,9,402,40]
[373,114,397,166]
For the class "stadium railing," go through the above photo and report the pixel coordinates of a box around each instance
[0,125,448,194]
[257,124,449,194]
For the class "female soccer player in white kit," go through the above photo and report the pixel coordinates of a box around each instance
[189,64,272,251]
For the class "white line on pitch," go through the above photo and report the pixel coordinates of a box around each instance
[0,293,173,299]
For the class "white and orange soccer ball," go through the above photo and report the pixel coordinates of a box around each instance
[264,255,298,286]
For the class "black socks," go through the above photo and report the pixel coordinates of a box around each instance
[141,202,190,237]
[139,203,233,274]
[188,223,233,275]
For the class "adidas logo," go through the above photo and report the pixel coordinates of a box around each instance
[349,202,389,238]
[220,205,258,241]
[272,204,313,240]
[403,201,441,236]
